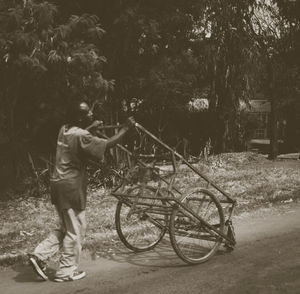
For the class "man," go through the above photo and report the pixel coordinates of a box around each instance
[29,101,135,282]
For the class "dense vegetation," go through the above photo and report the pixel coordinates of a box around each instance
[0,0,299,189]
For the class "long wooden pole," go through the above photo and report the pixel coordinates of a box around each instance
[135,123,236,204]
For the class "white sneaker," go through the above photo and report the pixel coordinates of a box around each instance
[29,255,48,281]
[54,271,86,282]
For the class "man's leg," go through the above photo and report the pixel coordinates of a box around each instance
[29,206,65,280]
[54,208,86,281]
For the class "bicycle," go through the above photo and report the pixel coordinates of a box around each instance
[101,122,237,264]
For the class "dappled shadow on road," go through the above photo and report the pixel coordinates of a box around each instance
[102,239,190,268]
[98,237,234,269]
[12,262,57,283]
[11,241,233,284]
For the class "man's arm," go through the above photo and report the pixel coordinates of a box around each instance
[106,126,129,148]
[86,120,103,133]
[85,117,135,149]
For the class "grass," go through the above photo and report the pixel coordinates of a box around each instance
[0,152,299,262]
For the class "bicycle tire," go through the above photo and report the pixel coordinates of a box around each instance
[115,186,168,252]
[169,188,225,264]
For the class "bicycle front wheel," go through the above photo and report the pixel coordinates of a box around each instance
[115,186,168,252]
[169,189,225,264]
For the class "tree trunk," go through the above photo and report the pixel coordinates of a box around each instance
[267,62,278,160]
[221,120,229,153]
[269,98,278,159]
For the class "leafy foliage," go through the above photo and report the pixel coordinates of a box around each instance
[0,0,112,187]
[0,0,299,190]
[245,0,300,157]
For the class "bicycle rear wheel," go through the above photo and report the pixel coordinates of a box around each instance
[169,189,225,264]
[115,186,168,252]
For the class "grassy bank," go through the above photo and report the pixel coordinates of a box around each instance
[1,152,299,264]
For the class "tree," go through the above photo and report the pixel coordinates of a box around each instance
[276,0,300,153]
[190,0,261,152]
[47,0,203,135]
[0,0,112,186]
[246,0,300,158]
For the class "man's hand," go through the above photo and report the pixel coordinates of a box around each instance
[86,120,103,131]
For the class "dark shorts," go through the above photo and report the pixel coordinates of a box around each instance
[50,176,88,211]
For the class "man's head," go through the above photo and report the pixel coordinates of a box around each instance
[67,101,94,128]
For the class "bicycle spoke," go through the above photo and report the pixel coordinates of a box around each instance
[115,186,168,252]
[169,189,224,264]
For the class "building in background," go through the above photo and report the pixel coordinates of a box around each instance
[246,99,286,153]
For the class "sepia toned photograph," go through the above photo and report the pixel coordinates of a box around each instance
[0,0,299,293]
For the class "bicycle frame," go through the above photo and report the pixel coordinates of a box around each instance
[98,122,237,248]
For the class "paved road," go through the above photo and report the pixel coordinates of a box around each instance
[1,204,300,294]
